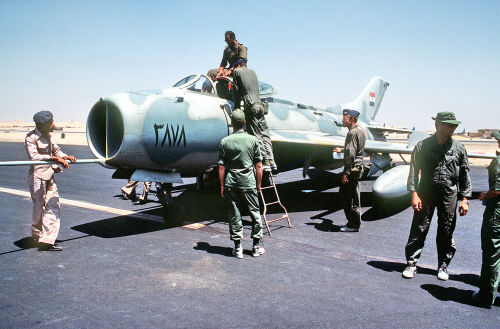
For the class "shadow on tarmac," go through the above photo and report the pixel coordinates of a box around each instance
[72,214,172,238]
[420,284,478,307]
[420,284,500,309]
[368,260,481,286]
[193,242,234,257]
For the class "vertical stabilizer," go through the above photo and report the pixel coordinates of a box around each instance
[327,76,389,124]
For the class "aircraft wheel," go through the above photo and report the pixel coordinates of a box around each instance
[156,183,173,206]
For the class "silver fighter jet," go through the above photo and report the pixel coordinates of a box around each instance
[2,74,496,205]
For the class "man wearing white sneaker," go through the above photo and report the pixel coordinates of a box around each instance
[219,110,265,259]
[402,112,471,280]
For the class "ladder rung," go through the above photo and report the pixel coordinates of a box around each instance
[261,185,275,190]
[265,201,280,206]
[267,216,289,223]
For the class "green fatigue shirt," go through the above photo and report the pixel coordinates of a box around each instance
[487,151,500,204]
[232,67,261,109]
[342,124,366,175]
[220,41,248,69]
[407,135,471,198]
[218,130,262,189]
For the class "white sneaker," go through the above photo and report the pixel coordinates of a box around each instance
[402,265,417,279]
[232,244,243,259]
[437,268,449,281]
[252,245,265,257]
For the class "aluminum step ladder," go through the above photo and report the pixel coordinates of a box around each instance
[259,171,291,236]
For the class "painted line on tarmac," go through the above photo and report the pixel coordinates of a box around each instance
[0,186,168,223]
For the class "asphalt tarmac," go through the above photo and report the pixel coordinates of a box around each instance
[0,142,498,328]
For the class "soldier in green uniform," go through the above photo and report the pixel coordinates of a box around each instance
[333,109,366,232]
[218,109,265,259]
[472,130,500,308]
[402,112,471,281]
[231,59,276,170]
[207,31,247,80]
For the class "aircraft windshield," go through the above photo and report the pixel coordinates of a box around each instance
[173,75,198,87]
[258,81,276,96]
[186,76,214,94]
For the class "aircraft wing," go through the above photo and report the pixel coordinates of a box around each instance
[271,130,497,159]
[270,130,413,154]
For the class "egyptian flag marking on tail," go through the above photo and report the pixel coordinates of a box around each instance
[369,92,375,107]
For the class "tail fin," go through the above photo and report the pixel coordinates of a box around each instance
[327,76,389,124]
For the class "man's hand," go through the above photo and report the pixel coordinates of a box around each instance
[479,192,487,201]
[411,192,422,211]
[64,155,76,163]
[222,70,232,77]
[221,185,226,198]
[342,173,348,184]
[256,183,261,193]
[56,157,69,169]
[458,199,469,216]
[333,147,342,153]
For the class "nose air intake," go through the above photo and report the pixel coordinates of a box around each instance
[86,101,124,159]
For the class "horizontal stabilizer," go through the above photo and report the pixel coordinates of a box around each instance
[407,131,430,148]
[367,126,412,134]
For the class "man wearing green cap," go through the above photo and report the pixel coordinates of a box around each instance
[218,109,264,259]
[402,112,471,280]
[472,130,500,308]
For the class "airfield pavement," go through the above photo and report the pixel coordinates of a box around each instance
[0,125,499,328]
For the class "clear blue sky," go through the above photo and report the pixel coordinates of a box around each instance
[1,0,498,132]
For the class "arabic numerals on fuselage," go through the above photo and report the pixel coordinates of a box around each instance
[154,123,187,148]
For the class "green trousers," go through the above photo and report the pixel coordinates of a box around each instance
[477,201,500,305]
[226,187,263,241]
[405,191,458,269]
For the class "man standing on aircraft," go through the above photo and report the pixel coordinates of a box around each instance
[402,112,471,280]
[333,109,366,232]
[472,131,500,308]
[207,31,247,80]
[219,109,265,259]
[232,59,276,171]
[25,111,76,251]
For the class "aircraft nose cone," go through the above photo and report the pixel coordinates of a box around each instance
[372,165,411,199]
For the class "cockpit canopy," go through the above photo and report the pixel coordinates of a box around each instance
[172,74,277,100]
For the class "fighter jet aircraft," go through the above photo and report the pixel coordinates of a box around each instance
[1,74,496,205]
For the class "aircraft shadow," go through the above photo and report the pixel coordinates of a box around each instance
[71,213,172,239]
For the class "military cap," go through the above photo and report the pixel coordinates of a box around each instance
[492,131,500,140]
[230,109,245,124]
[232,59,246,67]
[431,111,461,125]
[33,111,53,124]
[343,109,360,118]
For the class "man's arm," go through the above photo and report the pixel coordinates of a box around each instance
[407,145,422,211]
[219,164,226,198]
[342,132,357,176]
[254,162,262,192]
[25,136,72,169]
[52,142,76,164]
[457,148,471,216]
